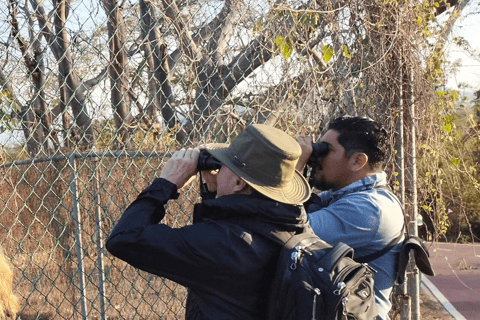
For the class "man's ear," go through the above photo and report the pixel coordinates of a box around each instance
[349,152,368,172]
[233,177,248,193]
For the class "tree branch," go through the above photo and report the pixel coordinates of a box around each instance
[161,0,202,63]
[223,35,276,92]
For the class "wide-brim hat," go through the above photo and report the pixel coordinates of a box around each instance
[205,124,311,205]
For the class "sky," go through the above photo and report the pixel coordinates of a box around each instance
[443,0,480,100]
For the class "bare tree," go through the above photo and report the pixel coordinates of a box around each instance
[8,0,52,156]
[5,0,107,155]
[31,0,97,147]
[6,0,470,152]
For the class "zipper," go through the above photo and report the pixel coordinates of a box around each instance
[362,262,378,273]
[333,264,369,292]
[333,266,373,316]
[311,287,321,320]
[342,295,349,316]
[290,244,314,270]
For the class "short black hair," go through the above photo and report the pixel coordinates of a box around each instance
[327,116,389,169]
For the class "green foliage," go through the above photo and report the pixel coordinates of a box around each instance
[275,36,293,60]
[271,9,323,60]
[426,44,446,84]
[269,8,352,63]
[321,46,334,63]
[342,45,352,59]
[417,90,480,241]
[293,11,322,30]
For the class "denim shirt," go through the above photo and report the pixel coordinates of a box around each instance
[307,173,404,320]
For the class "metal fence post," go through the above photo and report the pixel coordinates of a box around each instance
[400,291,412,320]
[92,155,107,320]
[408,223,420,320]
[69,154,88,319]
[407,66,420,320]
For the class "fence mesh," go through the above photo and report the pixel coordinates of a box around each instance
[1,0,469,318]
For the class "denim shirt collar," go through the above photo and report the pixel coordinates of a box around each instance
[319,172,387,205]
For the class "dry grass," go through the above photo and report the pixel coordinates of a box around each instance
[0,156,196,319]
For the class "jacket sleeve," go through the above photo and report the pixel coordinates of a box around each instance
[105,178,261,292]
[106,177,179,240]
[105,178,193,280]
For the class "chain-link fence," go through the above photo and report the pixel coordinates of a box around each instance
[0,0,451,318]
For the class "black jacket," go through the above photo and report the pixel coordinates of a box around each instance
[106,178,309,320]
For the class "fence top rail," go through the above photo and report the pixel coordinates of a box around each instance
[0,151,172,168]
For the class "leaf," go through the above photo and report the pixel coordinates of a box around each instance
[444,123,452,133]
[321,45,334,62]
[450,157,461,166]
[450,91,459,101]
[343,44,352,58]
[275,36,292,59]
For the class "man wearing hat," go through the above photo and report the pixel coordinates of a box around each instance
[296,116,405,320]
[106,124,311,319]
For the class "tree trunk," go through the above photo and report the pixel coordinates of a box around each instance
[32,0,95,148]
[8,0,50,156]
[104,0,133,148]
[139,0,176,131]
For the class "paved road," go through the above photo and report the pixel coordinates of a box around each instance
[423,242,480,320]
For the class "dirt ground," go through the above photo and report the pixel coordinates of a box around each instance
[420,284,456,320]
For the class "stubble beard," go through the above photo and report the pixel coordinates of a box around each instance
[310,171,335,191]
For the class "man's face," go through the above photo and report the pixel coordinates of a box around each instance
[312,129,351,191]
[215,165,242,197]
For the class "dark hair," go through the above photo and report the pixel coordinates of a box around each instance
[327,116,389,169]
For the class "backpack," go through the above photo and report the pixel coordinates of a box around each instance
[266,231,378,320]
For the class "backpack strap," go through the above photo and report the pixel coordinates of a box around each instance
[321,242,354,270]
[355,227,404,263]
[355,184,406,263]
[356,185,435,281]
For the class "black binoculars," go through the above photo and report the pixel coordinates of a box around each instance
[197,150,222,171]
[197,142,327,172]
[307,142,329,166]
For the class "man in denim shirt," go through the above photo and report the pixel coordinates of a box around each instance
[296,116,404,320]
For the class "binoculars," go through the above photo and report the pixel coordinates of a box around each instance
[197,142,328,172]
[307,142,329,166]
[197,150,222,171]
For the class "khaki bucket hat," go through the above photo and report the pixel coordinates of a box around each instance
[205,124,311,205]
